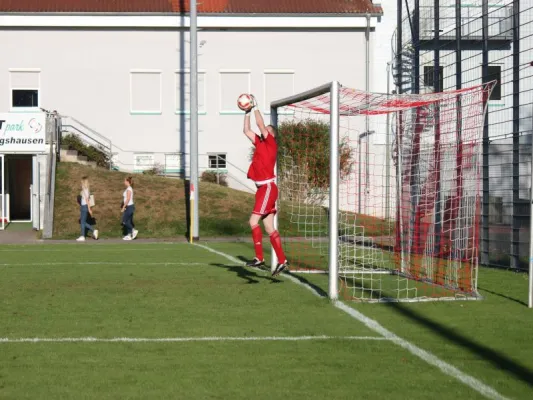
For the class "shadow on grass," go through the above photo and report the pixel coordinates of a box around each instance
[211,263,282,285]
[235,254,330,297]
[284,272,329,298]
[350,279,533,388]
[478,286,528,307]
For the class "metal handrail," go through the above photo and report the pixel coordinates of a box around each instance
[401,4,513,42]
[61,124,112,152]
[62,116,113,148]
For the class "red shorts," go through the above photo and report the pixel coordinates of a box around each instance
[252,182,278,216]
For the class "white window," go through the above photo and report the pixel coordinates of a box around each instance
[133,153,155,172]
[219,70,251,114]
[165,153,182,174]
[10,69,40,111]
[175,70,207,114]
[130,70,162,114]
[208,153,227,169]
[263,70,295,114]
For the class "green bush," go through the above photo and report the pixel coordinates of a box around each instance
[277,119,354,203]
[143,163,163,176]
[201,171,228,187]
[61,134,111,169]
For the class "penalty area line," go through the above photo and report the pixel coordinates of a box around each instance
[0,335,388,344]
[0,248,186,253]
[0,262,207,267]
[197,244,510,400]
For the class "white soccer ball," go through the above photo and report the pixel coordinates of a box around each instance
[237,93,253,111]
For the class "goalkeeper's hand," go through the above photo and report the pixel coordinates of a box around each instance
[250,94,258,110]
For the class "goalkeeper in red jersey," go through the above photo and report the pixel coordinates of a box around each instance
[243,95,288,276]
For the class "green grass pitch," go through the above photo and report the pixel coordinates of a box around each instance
[0,242,532,399]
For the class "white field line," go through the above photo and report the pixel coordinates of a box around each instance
[194,243,323,298]
[0,262,206,267]
[198,244,510,400]
[0,242,189,247]
[0,335,388,344]
[290,270,328,274]
[0,248,185,252]
[193,244,244,264]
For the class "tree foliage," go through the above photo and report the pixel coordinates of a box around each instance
[277,119,354,204]
[201,171,228,187]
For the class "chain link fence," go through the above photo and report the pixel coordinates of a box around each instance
[395,0,533,271]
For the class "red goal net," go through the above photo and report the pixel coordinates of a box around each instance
[274,83,494,301]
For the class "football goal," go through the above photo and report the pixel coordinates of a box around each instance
[270,81,493,302]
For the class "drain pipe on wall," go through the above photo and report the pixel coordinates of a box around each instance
[365,13,371,215]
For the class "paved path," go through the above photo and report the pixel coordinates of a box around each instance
[0,229,39,244]
[0,235,250,245]
[0,233,395,247]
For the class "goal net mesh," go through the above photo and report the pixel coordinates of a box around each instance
[275,84,493,302]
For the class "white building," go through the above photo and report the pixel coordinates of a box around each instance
[0,0,385,230]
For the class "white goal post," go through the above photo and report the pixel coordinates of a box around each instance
[270,81,341,300]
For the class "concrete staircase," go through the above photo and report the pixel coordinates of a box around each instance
[60,147,97,168]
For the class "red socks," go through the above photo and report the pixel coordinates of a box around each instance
[251,225,264,261]
[252,226,287,265]
[269,230,287,264]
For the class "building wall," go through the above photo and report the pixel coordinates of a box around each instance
[0,28,370,193]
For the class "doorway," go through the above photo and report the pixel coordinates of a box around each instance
[7,155,32,221]
[0,154,4,229]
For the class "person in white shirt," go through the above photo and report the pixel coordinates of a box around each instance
[76,176,98,242]
[121,176,138,240]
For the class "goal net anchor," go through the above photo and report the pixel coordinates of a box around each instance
[270,81,494,302]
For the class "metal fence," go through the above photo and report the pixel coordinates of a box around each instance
[395,0,533,270]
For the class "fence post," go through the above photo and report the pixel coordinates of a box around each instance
[529,102,533,309]
[511,0,521,270]
[413,0,420,95]
[217,156,220,185]
[481,0,490,265]
[529,63,533,308]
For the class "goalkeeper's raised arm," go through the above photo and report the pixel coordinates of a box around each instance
[250,95,276,140]
[243,106,256,143]
[251,96,268,139]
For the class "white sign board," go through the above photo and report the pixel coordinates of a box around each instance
[0,113,46,153]
[133,153,154,171]
[165,153,181,173]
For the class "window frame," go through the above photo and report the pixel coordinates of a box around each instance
[129,69,163,115]
[9,68,41,112]
[486,65,502,102]
[207,153,227,170]
[423,65,444,91]
[263,69,295,115]
[218,69,251,114]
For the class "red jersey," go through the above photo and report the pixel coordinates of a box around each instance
[247,134,277,183]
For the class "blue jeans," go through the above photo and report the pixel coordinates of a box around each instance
[122,205,135,235]
[80,205,94,237]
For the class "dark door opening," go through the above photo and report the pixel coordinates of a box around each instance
[7,156,32,221]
